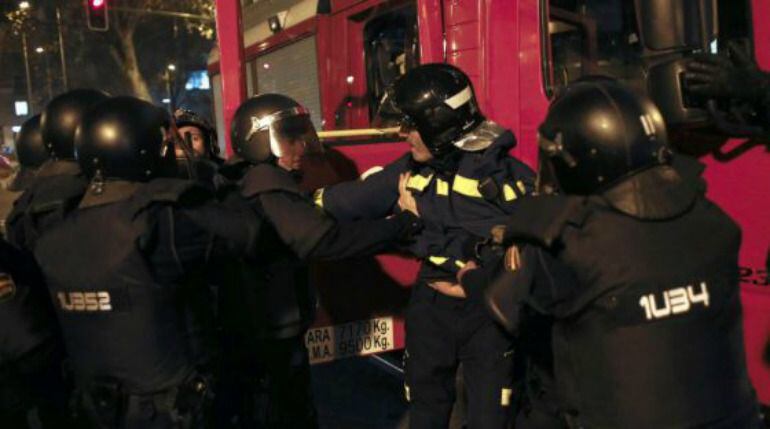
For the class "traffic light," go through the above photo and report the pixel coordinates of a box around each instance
[86,0,109,32]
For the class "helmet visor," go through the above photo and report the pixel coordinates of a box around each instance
[271,113,322,156]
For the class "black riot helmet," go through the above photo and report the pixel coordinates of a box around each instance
[15,114,48,169]
[8,114,47,191]
[40,89,109,160]
[75,97,174,182]
[173,108,220,159]
[230,93,321,164]
[386,63,485,158]
[537,78,670,196]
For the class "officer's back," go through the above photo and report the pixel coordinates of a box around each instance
[34,97,260,429]
[481,79,759,429]
[6,89,108,251]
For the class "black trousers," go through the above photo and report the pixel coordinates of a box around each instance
[214,335,316,429]
[0,342,74,429]
[405,283,515,429]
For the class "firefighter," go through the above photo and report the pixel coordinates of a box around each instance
[471,78,761,429]
[219,93,422,428]
[1,114,47,235]
[172,108,223,185]
[6,89,109,251]
[0,237,74,428]
[316,63,534,429]
[32,96,262,429]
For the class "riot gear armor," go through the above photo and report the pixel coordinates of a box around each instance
[230,94,320,164]
[388,63,485,157]
[40,89,109,160]
[537,79,670,196]
[76,97,174,182]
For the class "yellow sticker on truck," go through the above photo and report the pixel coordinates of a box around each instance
[305,317,395,364]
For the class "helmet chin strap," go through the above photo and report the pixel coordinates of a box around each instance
[426,148,462,175]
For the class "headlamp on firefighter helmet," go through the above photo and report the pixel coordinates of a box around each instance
[230,94,321,164]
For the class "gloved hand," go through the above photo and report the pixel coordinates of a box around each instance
[684,43,770,103]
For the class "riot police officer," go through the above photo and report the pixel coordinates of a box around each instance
[0,237,73,428]
[32,96,262,429]
[317,63,534,429]
[220,93,421,428]
[1,114,47,235]
[172,108,223,185]
[472,79,761,428]
[6,89,109,251]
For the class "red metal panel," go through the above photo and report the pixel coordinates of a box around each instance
[214,0,247,156]
[243,17,318,61]
[697,0,770,404]
[417,0,445,63]
[482,0,525,160]
[446,0,478,25]
[703,139,770,403]
[514,0,549,168]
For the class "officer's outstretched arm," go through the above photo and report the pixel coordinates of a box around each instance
[259,190,421,261]
[314,154,410,221]
[181,201,262,256]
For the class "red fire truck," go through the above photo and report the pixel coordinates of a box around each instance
[208,0,770,406]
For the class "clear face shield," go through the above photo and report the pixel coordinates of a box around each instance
[246,106,323,161]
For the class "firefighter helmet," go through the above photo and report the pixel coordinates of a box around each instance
[386,63,485,158]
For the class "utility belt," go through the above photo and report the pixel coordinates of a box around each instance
[77,373,211,429]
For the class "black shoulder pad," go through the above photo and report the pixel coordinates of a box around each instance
[500,196,590,248]
[29,175,88,214]
[128,179,212,216]
[240,164,300,198]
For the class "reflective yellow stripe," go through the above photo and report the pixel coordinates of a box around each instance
[455,260,466,269]
[501,388,513,407]
[503,184,517,202]
[313,188,324,208]
[428,256,449,266]
[436,179,449,196]
[404,384,411,402]
[452,175,482,198]
[516,180,527,195]
[407,174,433,192]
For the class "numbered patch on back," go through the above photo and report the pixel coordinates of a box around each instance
[0,272,17,302]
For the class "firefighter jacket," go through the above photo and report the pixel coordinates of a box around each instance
[483,157,758,429]
[6,160,87,252]
[33,178,260,393]
[221,162,422,340]
[317,129,534,282]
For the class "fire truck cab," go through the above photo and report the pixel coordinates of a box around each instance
[209,0,770,406]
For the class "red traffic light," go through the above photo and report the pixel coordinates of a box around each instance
[85,0,108,31]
